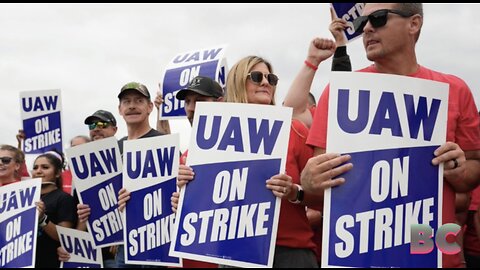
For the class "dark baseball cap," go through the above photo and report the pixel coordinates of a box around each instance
[84,110,117,126]
[176,76,224,100]
[118,82,151,100]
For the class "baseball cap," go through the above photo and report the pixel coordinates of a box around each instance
[84,110,117,126]
[118,82,151,100]
[176,76,224,100]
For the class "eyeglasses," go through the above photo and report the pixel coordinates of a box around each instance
[88,121,111,130]
[353,9,414,35]
[0,157,13,165]
[247,71,279,86]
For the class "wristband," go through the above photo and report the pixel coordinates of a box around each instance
[39,215,49,228]
[288,184,304,204]
[304,60,318,71]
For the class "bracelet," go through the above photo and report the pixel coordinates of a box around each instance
[39,214,49,228]
[304,60,318,71]
[288,184,304,204]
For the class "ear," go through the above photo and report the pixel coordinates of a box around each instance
[14,163,21,173]
[147,101,154,114]
[118,104,123,116]
[409,14,423,37]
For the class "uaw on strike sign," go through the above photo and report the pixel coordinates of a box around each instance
[160,45,227,119]
[323,72,449,268]
[170,102,292,268]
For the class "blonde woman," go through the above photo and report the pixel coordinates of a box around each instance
[0,144,24,186]
[225,55,320,267]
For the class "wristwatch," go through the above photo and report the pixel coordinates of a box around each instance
[39,215,49,228]
[288,184,304,204]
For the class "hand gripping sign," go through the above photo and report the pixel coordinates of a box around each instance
[331,3,366,42]
[122,134,181,267]
[0,178,42,268]
[57,226,103,268]
[66,137,124,248]
[322,72,449,268]
[170,102,292,268]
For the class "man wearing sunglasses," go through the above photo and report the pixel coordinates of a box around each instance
[300,3,480,268]
[57,109,120,268]
[84,109,118,141]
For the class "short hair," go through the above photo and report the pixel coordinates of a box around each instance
[70,135,91,146]
[394,3,423,42]
[395,3,423,17]
[225,55,276,105]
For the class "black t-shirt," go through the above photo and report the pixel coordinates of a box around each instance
[118,128,164,154]
[36,188,77,268]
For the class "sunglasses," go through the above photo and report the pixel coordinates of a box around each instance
[0,156,13,165]
[353,9,414,35]
[247,71,279,86]
[88,121,111,130]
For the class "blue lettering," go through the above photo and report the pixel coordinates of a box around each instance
[127,147,176,179]
[156,147,175,176]
[0,187,37,213]
[81,239,97,261]
[370,92,402,137]
[142,150,157,178]
[218,66,226,85]
[19,186,36,207]
[126,151,141,179]
[33,98,43,111]
[248,118,282,155]
[71,150,118,180]
[62,234,74,253]
[21,96,58,112]
[218,117,243,152]
[197,115,285,154]
[173,54,188,63]
[186,52,200,62]
[7,193,18,211]
[197,115,221,149]
[203,48,222,60]
[70,156,89,179]
[337,89,440,140]
[337,89,370,133]
[43,96,58,110]
[99,148,118,173]
[74,238,85,258]
[89,153,106,177]
[21,97,33,112]
[62,235,97,261]
[404,95,440,141]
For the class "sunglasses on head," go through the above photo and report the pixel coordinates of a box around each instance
[353,9,414,35]
[88,121,111,130]
[0,157,13,165]
[247,71,279,86]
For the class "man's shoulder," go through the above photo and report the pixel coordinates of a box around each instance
[417,66,467,86]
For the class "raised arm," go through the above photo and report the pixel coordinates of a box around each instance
[283,38,336,128]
